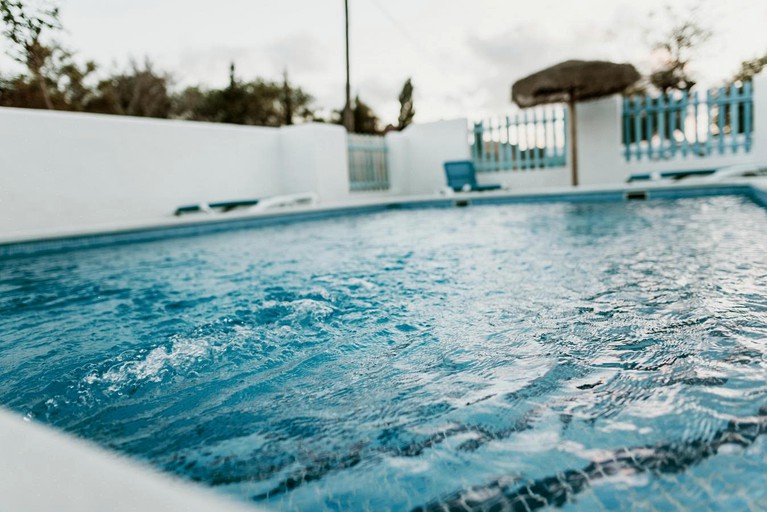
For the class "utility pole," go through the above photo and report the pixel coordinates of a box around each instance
[343,0,354,132]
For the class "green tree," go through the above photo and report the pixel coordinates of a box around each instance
[0,43,97,111]
[0,0,60,109]
[396,78,414,130]
[351,95,379,134]
[732,53,767,83]
[173,63,315,126]
[49,47,97,110]
[87,60,172,118]
[648,6,711,94]
[282,70,293,125]
[327,95,381,133]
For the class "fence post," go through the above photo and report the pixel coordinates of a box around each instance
[575,95,624,185]
[744,81,753,153]
[750,72,767,162]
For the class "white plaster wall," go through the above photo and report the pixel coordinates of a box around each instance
[0,107,282,236]
[478,168,571,190]
[383,130,408,196]
[386,116,572,192]
[576,96,624,186]
[752,73,767,162]
[280,123,349,204]
[3,70,767,242]
[387,119,470,195]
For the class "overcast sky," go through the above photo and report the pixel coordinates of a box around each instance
[4,0,767,124]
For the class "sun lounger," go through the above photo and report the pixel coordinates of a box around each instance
[443,160,502,192]
[174,193,317,217]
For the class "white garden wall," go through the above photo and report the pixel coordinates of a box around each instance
[386,118,574,194]
[385,119,470,195]
[279,123,350,203]
[1,71,767,242]
[0,108,351,240]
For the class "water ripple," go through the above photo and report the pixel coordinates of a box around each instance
[1,196,767,510]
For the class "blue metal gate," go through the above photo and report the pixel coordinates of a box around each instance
[471,107,568,172]
[348,134,389,192]
[622,83,753,161]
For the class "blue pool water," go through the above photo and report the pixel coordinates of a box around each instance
[2,196,767,510]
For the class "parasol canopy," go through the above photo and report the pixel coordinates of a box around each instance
[512,60,640,107]
[511,60,640,186]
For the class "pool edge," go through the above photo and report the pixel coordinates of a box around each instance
[0,181,763,259]
[0,407,260,512]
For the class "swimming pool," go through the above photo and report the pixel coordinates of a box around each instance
[2,193,767,510]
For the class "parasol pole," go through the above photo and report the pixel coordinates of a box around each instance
[567,90,578,187]
[343,0,354,132]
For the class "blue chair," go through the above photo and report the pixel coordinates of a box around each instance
[443,161,502,192]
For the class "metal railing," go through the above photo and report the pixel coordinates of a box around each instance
[348,133,389,192]
[622,82,754,161]
[471,107,568,172]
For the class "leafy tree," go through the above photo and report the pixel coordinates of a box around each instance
[0,43,97,110]
[87,60,172,118]
[282,70,293,126]
[326,95,381,134]
[732,53,767,84]
[170,85,207,120]
[648,6,711,94]
[282,73,314,125]
[0,73,44,107]
[396,78,414,130]
[0,4,316,126]
[0,0,60,108]
[351,95,379,134]
[191,63,282,125]
[173,63,315,126]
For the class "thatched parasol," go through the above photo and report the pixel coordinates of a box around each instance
[511,60,640,186]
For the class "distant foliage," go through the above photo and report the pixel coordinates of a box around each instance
[86,61,172,118]
[0,2,412,129]
[396,78,414,130]
[0,3,318,126]
[0,0,62,108]
[647,5,711,95]
[172,64,315,126]
[325,95,382,134]
[352,95,380,134]
[0,41,98,111]
[732,53,767,84]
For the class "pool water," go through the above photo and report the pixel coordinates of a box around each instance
[2,196,767,511]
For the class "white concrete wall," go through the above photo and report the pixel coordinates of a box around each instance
[385,118,470,195]
[0,108,283,237]
[280,123,349,204]
[388,117,573,192]
[477,168,572,190]
[753,73,767,161]
[2,71,767,241]
[576,96,624,185]
[383,129,409,196]
[0,108,355,239]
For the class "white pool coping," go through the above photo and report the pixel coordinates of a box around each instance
[1,178,766,247]
[0,408,260,512]
[1,177,766,511]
